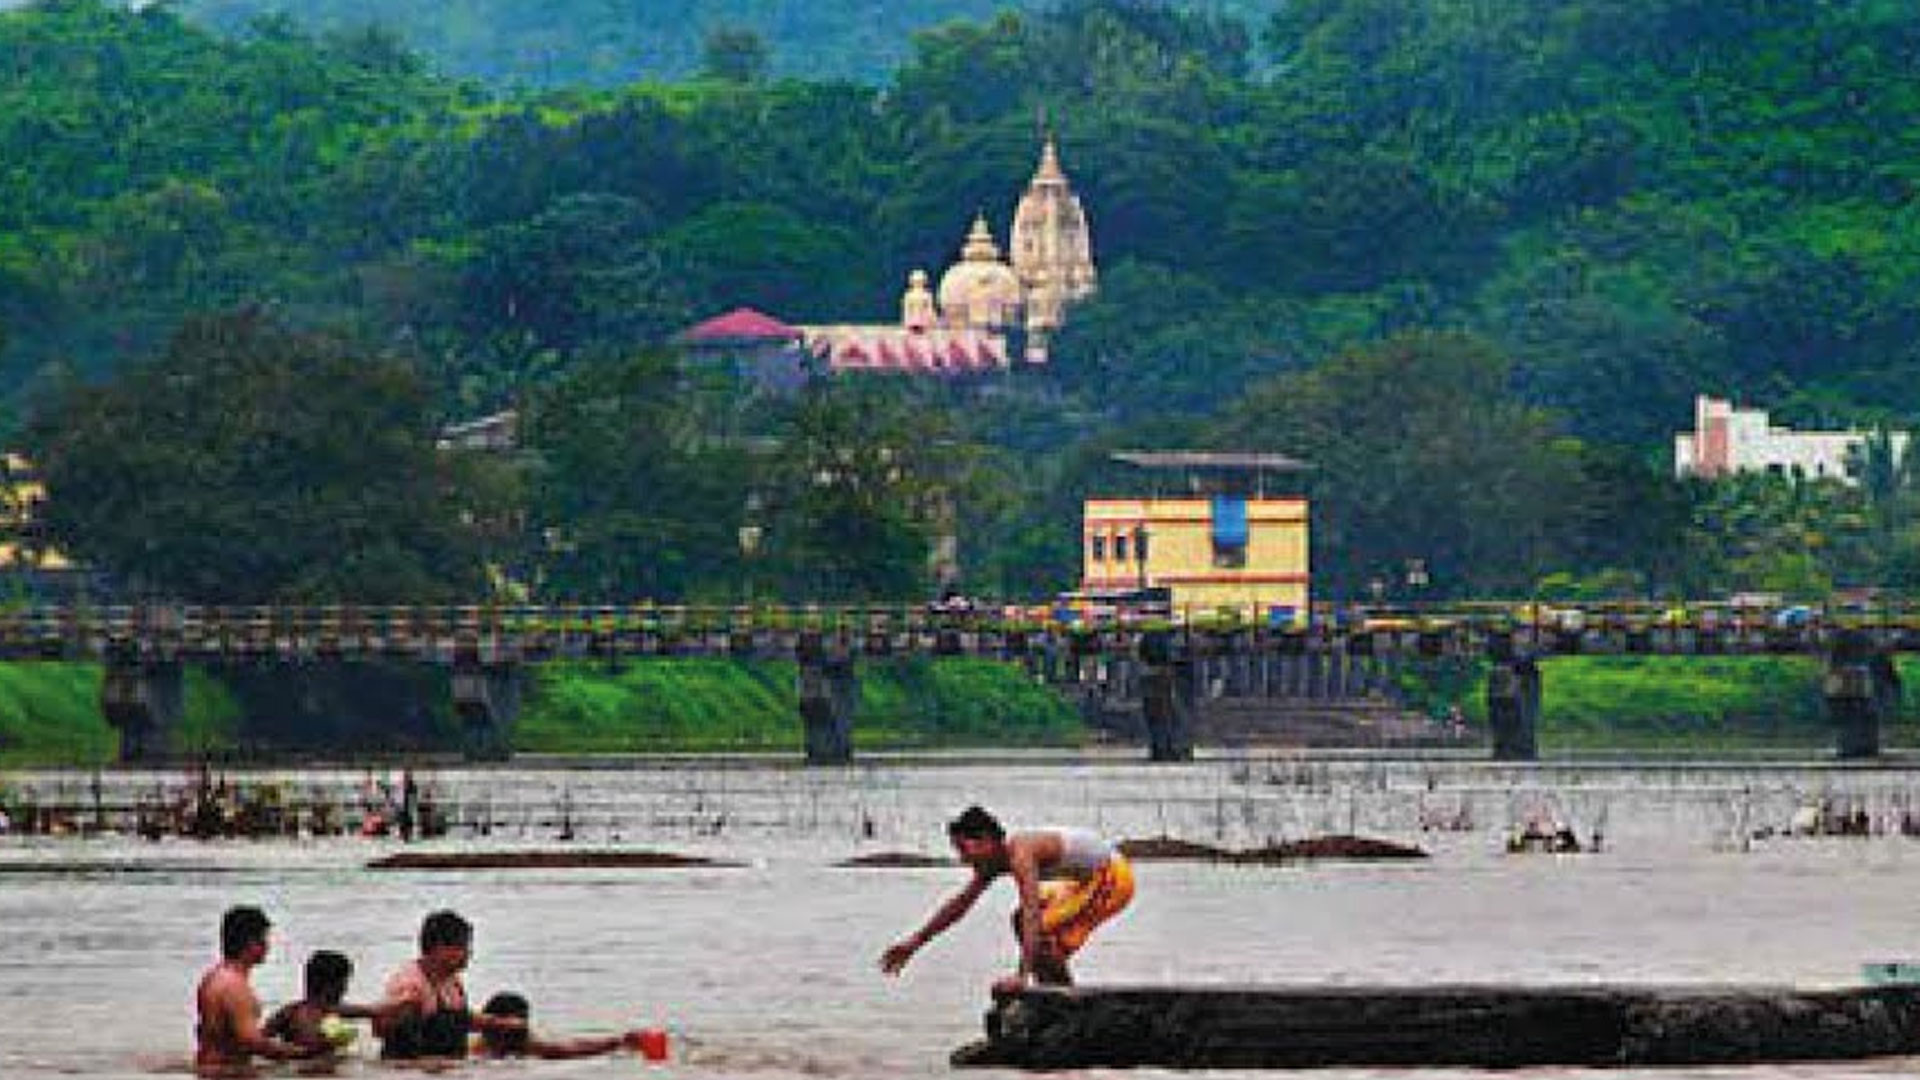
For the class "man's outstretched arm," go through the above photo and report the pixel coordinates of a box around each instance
[526,1032,634,1059]
[880,872,990,974]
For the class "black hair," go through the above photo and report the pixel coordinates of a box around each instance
[419,910,472,952]
[481,992,531,1054]
[947,805,1005,842]
[304,950,352,1002]
[482,992,530,1019]
[220,906,271,960]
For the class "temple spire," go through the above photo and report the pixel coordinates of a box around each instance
[1034,135,1066,184]
[961,211,1002,261]
[1011,135,1098,363]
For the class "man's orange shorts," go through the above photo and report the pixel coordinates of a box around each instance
[1037,854,1135,958]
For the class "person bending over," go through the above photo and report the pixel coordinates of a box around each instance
[880,805,1134,994]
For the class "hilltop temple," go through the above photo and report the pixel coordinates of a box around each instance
[679,137,1098,375]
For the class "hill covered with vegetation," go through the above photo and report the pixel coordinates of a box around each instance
[170,0,1284,86]
[6,0,1920,607]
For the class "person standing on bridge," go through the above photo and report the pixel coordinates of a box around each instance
[879,806,1134,994]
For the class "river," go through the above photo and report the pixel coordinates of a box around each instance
[7,751,1920,1079]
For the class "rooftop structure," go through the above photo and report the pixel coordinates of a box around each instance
[676,308,803,346]
[1110,450,1312,498]
[437,410,520,452]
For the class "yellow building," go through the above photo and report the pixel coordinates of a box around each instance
[1080,451,1309,620]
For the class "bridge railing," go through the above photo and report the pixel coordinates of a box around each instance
[4,601,1920,661]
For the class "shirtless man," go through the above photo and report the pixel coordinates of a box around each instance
[193,906,314,1076]
[880,806,1134,994]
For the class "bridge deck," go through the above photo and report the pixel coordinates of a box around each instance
[3,605,1920,662]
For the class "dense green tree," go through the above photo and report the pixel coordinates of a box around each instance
[521,349,748,601]
[1213,331,1582,598]
[25,309,489,602]
[1681,471,1879,597]
[700,26,769,84]
[758,381,959,601]
[456,193,688,353]
[655,202,870,322]
[1556,446,1693,595]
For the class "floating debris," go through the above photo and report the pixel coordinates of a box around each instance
[832,851,954,868]
[1119,835,1426,864]
[366,850,740,870]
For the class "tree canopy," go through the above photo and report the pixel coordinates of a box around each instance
[10,0,1920,603]
[26,310,493,602]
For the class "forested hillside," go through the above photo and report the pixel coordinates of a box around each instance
[7,0,1920,605]
[170,0,1284,86]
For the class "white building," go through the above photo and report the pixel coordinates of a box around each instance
[1674,395,1907,485]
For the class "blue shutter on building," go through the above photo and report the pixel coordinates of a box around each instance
[1211,496,1248,549]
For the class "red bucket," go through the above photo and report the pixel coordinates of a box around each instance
[635,1028,669,1062]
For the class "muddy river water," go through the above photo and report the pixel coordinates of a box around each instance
[8,752,1920,1079]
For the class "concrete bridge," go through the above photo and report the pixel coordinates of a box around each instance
[6,603,1913,765]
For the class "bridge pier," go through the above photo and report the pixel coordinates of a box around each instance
[102,655,184,763]
[1139,631,1194,762]
[1486,635,1540,761]
[798,638,858,765]
[451,660,522,762]
[1826,631,1899,760]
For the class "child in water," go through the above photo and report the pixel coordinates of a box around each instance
[475,992,653,1060]
[263,951,384,1055]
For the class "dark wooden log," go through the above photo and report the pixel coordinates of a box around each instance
[952,984,1920,1070]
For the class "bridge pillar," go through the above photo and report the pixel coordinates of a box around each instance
[1486,636,1541,761]
[798,637,857,765]
[1825,630,1897,760]
[452,660,522,762]
[1139,630,1195,762]
[101,656,184,763]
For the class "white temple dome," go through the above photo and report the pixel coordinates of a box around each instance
[937,214,1022,331]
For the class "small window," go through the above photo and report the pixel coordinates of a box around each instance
[1090,535,1107,562]
[1114,535,1129,563]
[1213,546,1247,569]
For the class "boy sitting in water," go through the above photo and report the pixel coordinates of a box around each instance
[263,951,386,1055]
[476,992,650,1060]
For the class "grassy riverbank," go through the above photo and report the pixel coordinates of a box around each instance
[0,658,1082,764]
[1409,656,1920,751]
[5,656,1920,764]
[515,657,1082,753]
[0,664,240,767]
